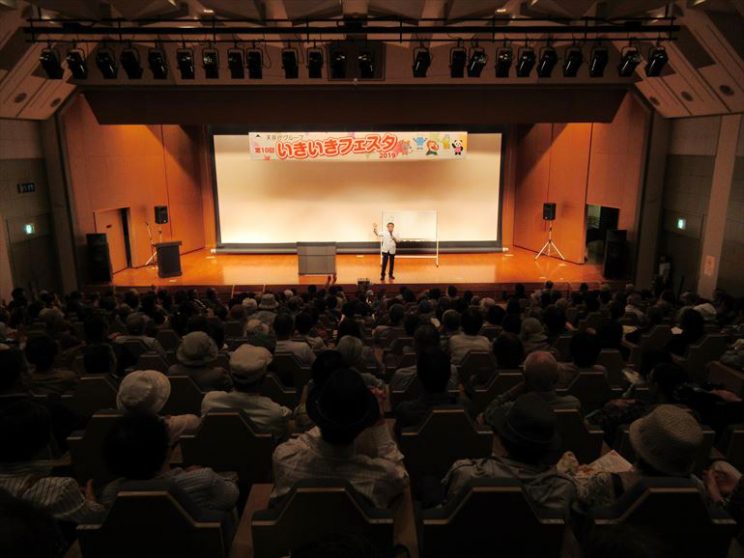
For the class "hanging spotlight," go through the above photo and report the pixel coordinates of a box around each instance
[516,47,536,77]
[562,46,583,77]
[120,47,143,79]
[176,48,195,79]
[536,46,558,77]
[330,50,347,78]
[450,46,466,78]
[66,49,87,79]
[95,48,118,79]
[247,49,263,79]
[495,46,513,77]
[467,47,487,77]
[40,48,64,79]
[227,49,244,79]
[358,50,375,79]
[282,48,299,79]
[202,47,219,79]
[148,48,168,79]
[645,45,668,77]
[307,48,323,78]
[412,47,431,78]
[589,46,609,77]
[618,46,641,77]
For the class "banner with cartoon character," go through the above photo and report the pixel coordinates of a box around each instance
[248,131,467,161]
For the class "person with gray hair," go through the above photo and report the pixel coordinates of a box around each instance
[113,312,167,359]
[335,336,383,388]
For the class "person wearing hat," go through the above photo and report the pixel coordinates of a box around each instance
[255,293,280,327]
[116,370,200,444]
[113,312,167,360]
[274,313,316,367]
[519,317,551,355]
[201,345,291,439]
[167,331,232,392]
[271,368,408,509]
[443,393,576,515]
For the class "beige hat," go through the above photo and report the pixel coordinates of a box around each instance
[230,345,273,382]
[242,297,258,311]
[480,297,497,309]
[117,370,171,414]
[176,331,219,366]
[629,405,704,476]
[259,293,279,310]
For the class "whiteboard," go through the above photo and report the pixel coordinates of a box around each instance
[381,210,437,241]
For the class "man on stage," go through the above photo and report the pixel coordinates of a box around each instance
[373,222,399,281]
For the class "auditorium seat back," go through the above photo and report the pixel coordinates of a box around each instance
[251,480,394,558]
[479,325,502,341]
[717,424,744,471]
[78,480,227,558]
[62,375,118,418]
[136,351,169,372]
[258,372,298,409]
[470,370,523,415]
[156,328,181,351]
[458,350,497,386]
[180,410,274,491]
[591,477,737,558]
[388,336,414,355]
[160,375,205,416]
[626,324,672,366]
[554,408,605,464]
[421,478,565,558]
[270,353,311,390]
[552,335,574,362]
[707,361,744,397]
[68,410,123,483]
[563,371,619,413]
[388,377,460,410]
[399,408,492,487]
[672,334,729,384]
[119,339,149,363]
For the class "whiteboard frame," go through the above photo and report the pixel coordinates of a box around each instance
[379,210,439,267]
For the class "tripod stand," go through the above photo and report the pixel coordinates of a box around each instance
[144,222,163,266]
[535,221,566,261]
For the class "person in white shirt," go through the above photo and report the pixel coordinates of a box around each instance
[373,222,399,281]
[273,313,316,367]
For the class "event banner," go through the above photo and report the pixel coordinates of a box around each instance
[248,131,467,161]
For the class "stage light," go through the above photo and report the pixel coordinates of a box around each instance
[330,50,347,78]
[202,47,219,79]
[282,48,299,79]
[247,49,263,79]
[412,48,431,78]
[39,48,63,79]
[176,49,195,79]
[227,49,244,79]
[467,47,487,77]
[536,47,557,77]
[95,48,118,79]
[307,48,323,78]
[450,47,466,78]
[516,47,536,77]
[358,50,375,78]
[120,48,143,79]
[589,46,609,77]
[645,45,668,77]
[562,46,583,77]
[495,47,513,77]
[148,48,168,79]
[618,47,641,77]
[66,49,87,79]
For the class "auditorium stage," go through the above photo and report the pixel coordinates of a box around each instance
[110,247,607,292]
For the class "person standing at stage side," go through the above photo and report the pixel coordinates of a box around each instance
[373,222,399,281]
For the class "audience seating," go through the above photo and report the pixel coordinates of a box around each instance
[554,408,605,464]
[717,424,744,471]
[578,312,603,332]
[624,324,672,366]
[136,351,169,373]
[552,335,573,362]
[562,371,620,413]
[62,375,118,418]
[479,325,502,341]
[590,477,737,558]
[399,408,492,489]
[707,361,744,396]
[269,353,311,391]
[119,339,150,363]
[388,378,460,410]
[72,353,86,375]
[67,410,123,483]
[159,376,205,416]
[470,371,523,416]
[596,349,626,386]
[420,478,565,558]
[180,410,274,491]
[156,329,181,351]
[258,373,298,409]
[672,334,729,384]
[457,350,497,386]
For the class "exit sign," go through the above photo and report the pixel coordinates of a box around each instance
[17,182,36,194]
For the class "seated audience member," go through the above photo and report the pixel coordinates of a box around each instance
[372,303,405,347]
[493,332,525,370]
[665,308,706,357]
[336,336,383,387]
[244,318,277,353]
[624,305,664,345]
[394,347,464,433]
[0,400,105,524]
[201,345,291,439]
[271,368,408,509]
[101,413,239,517]
[294,311,326,351]
[0,489,67,558]
[704,461,744,532]
[114,312,167,359]
[82,343,118,378]
[573,405,703,509]
[558,330,605,386]
[543,305,569,342]
[624,293,647,324]
[117,370,200,444]
[721,338,744,371]
[440,309,461,338]
[390,324,459,392]
[24,334,78,396]
[294,350,347,431]
[449,308,490,364]
[442,393,576,515]
[274,312,316,367]
[167,331,231,392]
[254,293,280,327]
[483,352,581,423]
[520,317,550,354]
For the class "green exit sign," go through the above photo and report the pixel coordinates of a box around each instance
[24,223,35,235]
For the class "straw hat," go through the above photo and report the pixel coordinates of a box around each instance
[259,293,279,310]
[176,331,219,366]
[230,345,273,383]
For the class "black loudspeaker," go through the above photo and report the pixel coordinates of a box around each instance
[86,233,112,283]
[155,241,182,278]
[603,229,627,279]
[543,202,556,221]
[154,206,169,225]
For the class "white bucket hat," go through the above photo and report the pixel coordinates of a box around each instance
[117,370,171,414]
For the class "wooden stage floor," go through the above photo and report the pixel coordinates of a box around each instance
[112,247,606,290]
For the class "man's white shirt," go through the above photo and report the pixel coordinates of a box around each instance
[380,230,399,254]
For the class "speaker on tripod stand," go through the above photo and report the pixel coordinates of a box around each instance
[535,202,565,261]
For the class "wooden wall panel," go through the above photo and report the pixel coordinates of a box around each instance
[513,124,552,253]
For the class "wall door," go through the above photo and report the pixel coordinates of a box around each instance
[94,209,129,274]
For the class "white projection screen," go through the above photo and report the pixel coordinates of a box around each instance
[213,132,502,249]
